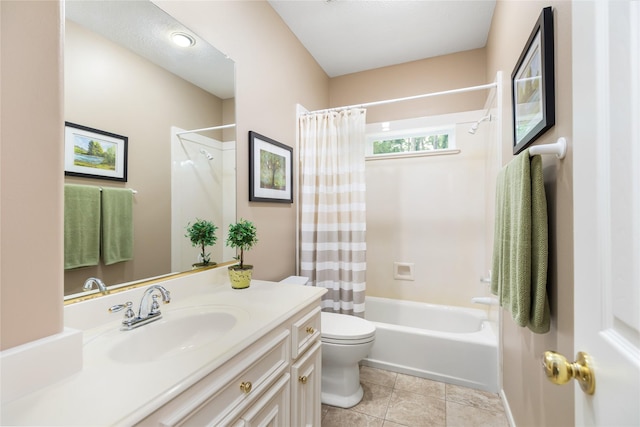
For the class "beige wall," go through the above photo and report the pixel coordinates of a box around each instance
[0,1,64,350]
[486,2,575,426]
[0,0,328,350]
[64,20,227,295]
[330,48,488,123]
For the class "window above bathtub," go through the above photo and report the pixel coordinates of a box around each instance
[366,121,459,160]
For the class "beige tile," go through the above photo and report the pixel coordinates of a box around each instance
[445,384,504,414]
[394,374,446,400]
[351,381,394,419]
[360,365,398,388]
[446,401,508,427]
[383,421,409,427]
[385,389,446,427]
[322,404,330,421]
[322,407,384,427]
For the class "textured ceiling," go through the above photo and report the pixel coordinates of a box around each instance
[65,1,235,99]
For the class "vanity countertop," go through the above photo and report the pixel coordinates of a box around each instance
[1,273,325,426]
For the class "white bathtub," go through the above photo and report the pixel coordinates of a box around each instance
[362,296,498,392]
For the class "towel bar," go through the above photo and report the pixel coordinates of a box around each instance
[529,137,566,159]
[99,187,137,194]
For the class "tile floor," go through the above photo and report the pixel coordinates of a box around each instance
[321,366,508,427]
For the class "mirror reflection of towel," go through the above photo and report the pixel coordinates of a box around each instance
[64,184,101,269]
[101,187,133,265]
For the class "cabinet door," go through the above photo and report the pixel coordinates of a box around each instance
[290,341,322,427]
[237,374,290,427]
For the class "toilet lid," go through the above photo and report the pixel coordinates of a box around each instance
[321,312,376,343]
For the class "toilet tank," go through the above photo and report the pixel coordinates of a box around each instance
[279,276,310,286]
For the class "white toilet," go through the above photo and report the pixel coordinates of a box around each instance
[279,276,376,408]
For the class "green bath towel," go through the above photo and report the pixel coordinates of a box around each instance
[64,184,101,270]
[491,150,550,333]
[101,187,134,265]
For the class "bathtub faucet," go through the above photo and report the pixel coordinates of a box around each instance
[471,296,498,306]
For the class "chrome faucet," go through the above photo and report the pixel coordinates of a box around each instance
[109,285,171,331]
[138,285,171,319]
[83,277,107,294]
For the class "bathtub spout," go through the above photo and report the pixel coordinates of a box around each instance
[471,296,499,306]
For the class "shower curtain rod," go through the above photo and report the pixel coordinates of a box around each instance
[175,123,236,136]
[305,82,497,115]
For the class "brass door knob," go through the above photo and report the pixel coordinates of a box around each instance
[240,381,252,394]
[298,375,308,384]
[542,351,595,395]
[306,326,315,334]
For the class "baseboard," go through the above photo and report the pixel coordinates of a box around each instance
[500,388,517,427]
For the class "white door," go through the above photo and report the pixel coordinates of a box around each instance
[572,1,640,425]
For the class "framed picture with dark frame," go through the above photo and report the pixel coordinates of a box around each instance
[511,6,555,155]
[249,131,293,203]
[64,122,128,182]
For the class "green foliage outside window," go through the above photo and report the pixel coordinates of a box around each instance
[373,134,449,155]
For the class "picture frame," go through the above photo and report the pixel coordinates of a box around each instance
[511,6,555,155]
[64,122,128,182]
[249,131,293,203]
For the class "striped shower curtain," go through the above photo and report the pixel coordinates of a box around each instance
[298,108,367,317]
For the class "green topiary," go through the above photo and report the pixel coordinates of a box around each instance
[226,218,258,269]
[185,218,218,265]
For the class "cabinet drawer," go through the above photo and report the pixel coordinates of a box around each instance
[156,330,290,427]
[291,306,321,359]
[229,373,290,427]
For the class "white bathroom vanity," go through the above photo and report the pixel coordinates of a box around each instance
[1,266,325,426]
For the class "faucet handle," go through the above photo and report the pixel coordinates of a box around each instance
[150,295,161,315]
[109,302,130,313]
[109,301,135,321]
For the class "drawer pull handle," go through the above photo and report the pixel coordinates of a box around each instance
[306,326,315,334]
[240,381,252,394]
[298,376,308,384]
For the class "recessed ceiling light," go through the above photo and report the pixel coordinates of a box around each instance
[171,32,195,48]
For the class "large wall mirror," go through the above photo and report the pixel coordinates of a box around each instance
[64,0,236,300]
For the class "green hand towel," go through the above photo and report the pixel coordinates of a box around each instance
[101,187,134,265]
[64,184,101,269]
[491,150,550,333]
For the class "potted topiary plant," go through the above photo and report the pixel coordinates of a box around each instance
[225,218,258,289]
[185,218,218,268]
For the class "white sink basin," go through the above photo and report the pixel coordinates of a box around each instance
[86,305,247,364]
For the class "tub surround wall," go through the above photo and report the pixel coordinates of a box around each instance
[328,49,491,309]
[366,111,490,308]
[486,2,574,426]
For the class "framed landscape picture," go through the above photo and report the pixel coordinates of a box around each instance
[511,7,555,155]
[64,122,128,182]
[249,131,293,203]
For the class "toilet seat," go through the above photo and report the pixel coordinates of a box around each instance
[321,312,376,345]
